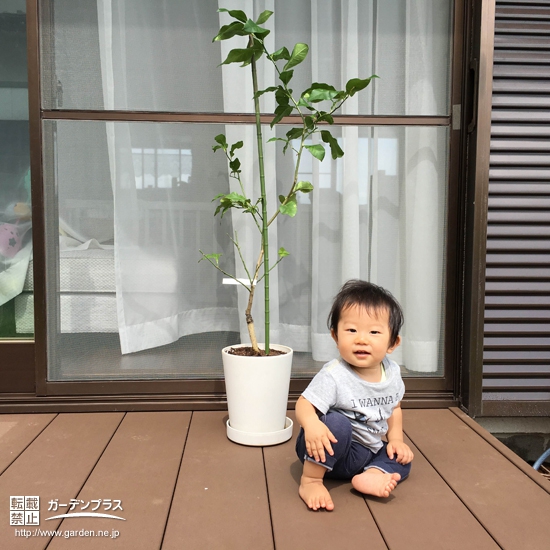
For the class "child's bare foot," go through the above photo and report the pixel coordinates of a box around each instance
[351,469,401,498]
[299,475,335,511]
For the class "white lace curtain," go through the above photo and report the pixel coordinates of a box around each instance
[91,0,449,372]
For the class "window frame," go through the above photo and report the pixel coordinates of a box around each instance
[19,0,467,407]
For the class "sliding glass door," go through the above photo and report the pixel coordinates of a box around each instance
[36,0,460,393]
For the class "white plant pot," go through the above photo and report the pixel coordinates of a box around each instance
[222,343,294,446]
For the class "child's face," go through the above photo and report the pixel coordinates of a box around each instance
[331,304,400,377]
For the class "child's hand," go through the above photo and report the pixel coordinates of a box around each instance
[303,421,338,463]
[387,440,414,465]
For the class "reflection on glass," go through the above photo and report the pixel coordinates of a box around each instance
[132,148,192,189]
[0,1,33,338]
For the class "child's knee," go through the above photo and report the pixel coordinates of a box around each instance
[401,460,412,479]
[391,458,411,481]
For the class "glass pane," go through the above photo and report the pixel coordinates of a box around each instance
[43,120,447,380]
[41,0,452,116]
[43,120,238,380]
[0,1,33,338]
[275,125,448,377]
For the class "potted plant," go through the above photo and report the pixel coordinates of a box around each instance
[200,7,375,445]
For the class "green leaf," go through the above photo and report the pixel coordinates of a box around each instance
[224,192,247,203]
[332,91,347,101]
[214,134,227,149]
[275,87,290,106]
[297,96,313,109]
[317,112,334,125]
[278,194,286,204]
[304,115,315,129]
[215,191,257,217]
[283,43,309,71]
[202,253,222,265]
[212,145,223,153]
[302,82,335,93]
[249,43,265,65]
[278,247,290,258]
[220,43,263,66]
[302,83,338,103]
[267,137,287,143]
[220,48,254,66]
[217,8,247,23]
[305,144,326,161]
[308,88,339,103]
[271,47,290,61]
[242,19,270,38]
[321,130,344,159]
[270,105,293,127]
[345,75,377,96]
[295,180,314,193]
[213,21,245,42]
[286,127,303,141]
[279,195,298,217]
[256,10,274,24]
[230,141,243,157]
[244,203,260,216]
[229,158,241,172]
[253,86,278,99]
[279,70,294,85]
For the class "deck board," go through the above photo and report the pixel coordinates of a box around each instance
[0,412,124,550]
[48,412,191,550]
[1,408,548,550]
[404,409,550,550]
[366,435,499,550]
[264,412,387,550]
[0,413,56,474]
[162,411,273,550]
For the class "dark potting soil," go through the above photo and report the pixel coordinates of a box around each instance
[227,346,287,357]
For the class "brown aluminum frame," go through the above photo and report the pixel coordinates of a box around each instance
[459,0,496,418]
[1,0,470,411]
[0,1,42,395]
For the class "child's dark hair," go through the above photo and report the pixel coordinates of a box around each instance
[328,280,404,347]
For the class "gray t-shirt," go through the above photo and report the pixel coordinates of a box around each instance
[302,356,405,452]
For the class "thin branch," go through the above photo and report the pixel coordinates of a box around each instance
[229,232,254,285]
[256,255,286,285]
[199,251,252,292]
[263,42,307,125]
[225,151,264,233]
[266,133,307,228]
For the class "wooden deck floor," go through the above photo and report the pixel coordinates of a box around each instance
[1,408,549,550]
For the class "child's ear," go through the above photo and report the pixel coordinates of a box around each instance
[387,335,401,354]
[330,328,338,344]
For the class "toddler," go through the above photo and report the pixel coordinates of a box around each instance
[296,280,413,510]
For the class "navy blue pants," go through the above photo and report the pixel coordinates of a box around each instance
[295,411,411,481]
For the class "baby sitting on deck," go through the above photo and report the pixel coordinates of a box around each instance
[295,280,414,510]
